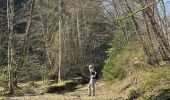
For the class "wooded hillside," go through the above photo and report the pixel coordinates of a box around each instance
[0,0,170,99]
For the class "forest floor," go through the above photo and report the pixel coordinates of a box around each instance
[1,81,117,100]
[1,66,170,100]
[1,78,135,100]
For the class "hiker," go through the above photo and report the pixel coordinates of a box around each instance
[88,64,97,96]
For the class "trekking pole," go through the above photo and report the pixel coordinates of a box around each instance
[80,72,90,79]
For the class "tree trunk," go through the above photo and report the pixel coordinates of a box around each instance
[7,0,14,94]
[58,0,62,82]
[13,0,35,87]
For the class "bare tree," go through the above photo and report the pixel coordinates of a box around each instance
[7,0,14,94]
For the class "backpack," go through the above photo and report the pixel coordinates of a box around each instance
[94,71,99,79]
[91,70,98,79]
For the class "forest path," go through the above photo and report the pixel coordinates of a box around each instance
[3,73,142,100]
[9,81,116,100]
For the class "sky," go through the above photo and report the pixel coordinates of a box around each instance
[102,0,170,15]
[164,0,170,15]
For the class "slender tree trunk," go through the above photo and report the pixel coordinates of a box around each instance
[41,16,53,82]
[13,0,35,87]
[7,0,14,94]
[145,8,170,59]
[124,0,141,39]
[76,0,81,48]
[58,0,62,82]
[76,0,83,65]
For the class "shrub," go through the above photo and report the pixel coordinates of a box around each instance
[0,68,8,89]
[103,21,147,83]
[128,89,142,100]
[103,43,139,82]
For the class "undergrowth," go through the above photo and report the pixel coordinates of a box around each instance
[128,66,170,100]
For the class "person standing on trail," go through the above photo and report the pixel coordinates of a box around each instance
[88,64,97,96]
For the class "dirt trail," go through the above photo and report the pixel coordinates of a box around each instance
[9,81,116,100]
[3,74,141,100]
